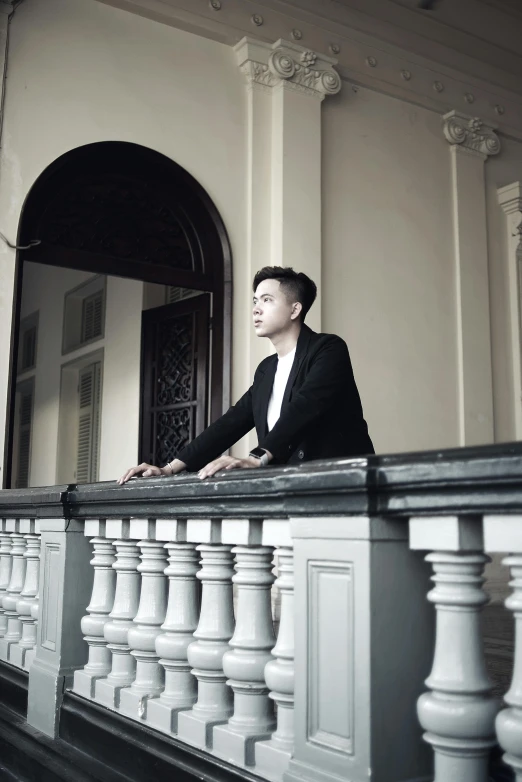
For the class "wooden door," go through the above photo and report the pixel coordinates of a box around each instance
[140,294,210,467]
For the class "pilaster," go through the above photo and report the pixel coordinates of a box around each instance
[442,110,500,446]
[234,37,341,404]
[497,183,522,438]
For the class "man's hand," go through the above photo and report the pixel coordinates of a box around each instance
[198,455,261,480]
[117,458,186,485]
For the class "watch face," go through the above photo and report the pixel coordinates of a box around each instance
[249,448,266,459]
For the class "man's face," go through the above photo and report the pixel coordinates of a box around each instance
[252,278,300,338]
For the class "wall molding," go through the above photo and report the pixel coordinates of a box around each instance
[94,0,522,141]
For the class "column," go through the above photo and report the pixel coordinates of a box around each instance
[177,538,235,749]
[27,518,93,738]
[410,515,498,782]
[442,111,500,446]
[0,521,13,637]
[10,530,41,670]
[256,546,295,779]
[147,542,201,733]
[73,537,116,698]
[484,515,522,781]
[119,537,168,720]
[95,536,141,709]
[285,515,433,782]
[497,182,522,437]
[213,545,276,766]
[0,522,27,661]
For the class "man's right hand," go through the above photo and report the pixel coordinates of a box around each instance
[117,459,186,485]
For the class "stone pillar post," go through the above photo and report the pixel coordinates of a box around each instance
[442,111,500,446]
[285,515,433,782]
[27,518,93,738]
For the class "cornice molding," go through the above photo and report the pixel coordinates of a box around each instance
[235,38,341,99]
[498,182,522,216]
[94,0,522,141]
[443,111,501,159]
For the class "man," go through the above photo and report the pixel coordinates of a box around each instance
[118,267,373,484]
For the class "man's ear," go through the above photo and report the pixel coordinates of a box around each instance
[291,301,303,321]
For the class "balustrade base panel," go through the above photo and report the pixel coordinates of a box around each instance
[254,738,292,780]
[0,637,16,662]
[9,643,28,671]
[73,669,111,700]
[213,723,275,767]
[119,687,159,721]
[59,691,265,782]
[94,677,129,710]
[146,697,194,734]
[177,709,231,749]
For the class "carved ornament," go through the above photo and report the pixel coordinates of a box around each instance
[236,38,341,98]
[443,111,501,157]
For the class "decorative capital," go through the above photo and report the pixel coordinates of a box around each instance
[443,111,500,158]
[234,37,342,99]
[498,182,522,216]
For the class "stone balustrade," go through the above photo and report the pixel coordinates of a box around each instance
[0,517,41,671]
[0,446,520,782]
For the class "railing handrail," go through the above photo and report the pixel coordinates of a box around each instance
[1,440,522,518]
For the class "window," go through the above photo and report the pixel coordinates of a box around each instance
[13,380,34,488]
[76,361,102,484]
[17,313,38,373]
[166,286,200,305]
[63,276,106,353]
[81,291,103,343]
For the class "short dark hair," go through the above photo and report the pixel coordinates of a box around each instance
[253,267,317,322]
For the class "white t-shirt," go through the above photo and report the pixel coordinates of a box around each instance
[267,347,296,432]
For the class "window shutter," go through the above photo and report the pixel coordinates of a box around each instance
[16,390,33,488]
[167,287,199,305]
[81,291,103,344]
[76,362,102,483]
[21,326,37,371]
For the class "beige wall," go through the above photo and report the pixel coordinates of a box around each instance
[0,0,247,474]
[322,89,458,453]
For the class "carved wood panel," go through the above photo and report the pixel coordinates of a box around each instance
[140,294,210,467]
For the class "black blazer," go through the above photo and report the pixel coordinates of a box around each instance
[177,324,374,471]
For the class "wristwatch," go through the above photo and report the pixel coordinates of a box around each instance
[248,447,270,467]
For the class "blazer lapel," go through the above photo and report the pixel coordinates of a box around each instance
[280,324,313,410]
[256,355,277,438]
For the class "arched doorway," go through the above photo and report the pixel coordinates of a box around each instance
[5,141,232,487]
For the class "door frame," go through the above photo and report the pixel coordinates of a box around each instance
[4,141,232,487]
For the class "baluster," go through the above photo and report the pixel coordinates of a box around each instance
[148,542,201,733]
[494,554,522,781]
[24,586,39,671]
[410,516,498,782]
[10,533,41,670]
[95,539,141,709]
[119,539,168,720]
[213,544,276,766]
[177,543,235,748]
[0,528,27,661]
[256,545,295,778]
[0,525,13,637]
[73,537,116,698]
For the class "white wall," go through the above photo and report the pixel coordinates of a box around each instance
[0,0,247,476]
[18,263,143,486]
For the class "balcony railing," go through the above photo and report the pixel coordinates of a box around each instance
[0,444,521,782]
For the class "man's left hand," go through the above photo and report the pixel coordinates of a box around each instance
[198,455,261,480]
